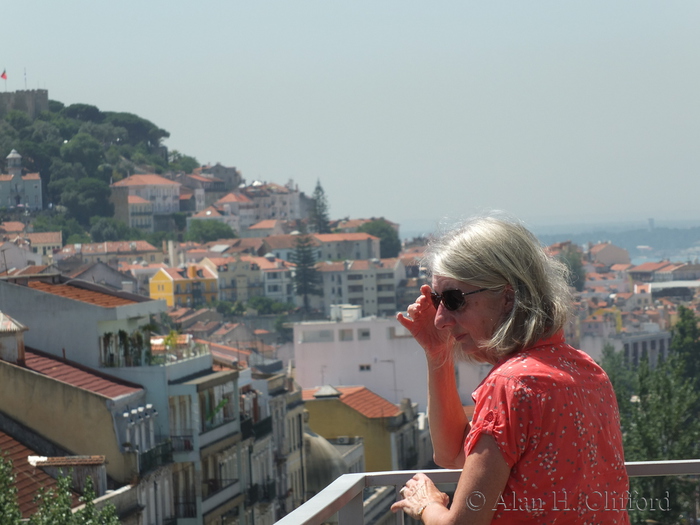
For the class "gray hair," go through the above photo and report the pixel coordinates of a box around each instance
[425,216,572,359]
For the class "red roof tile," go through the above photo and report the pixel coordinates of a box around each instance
[24,348,143,399]
[111,174,179,187]
[27,281,138,307]
[303,386,400,418]
[0,431,81,517]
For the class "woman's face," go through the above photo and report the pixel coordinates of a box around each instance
[431,275,510,362]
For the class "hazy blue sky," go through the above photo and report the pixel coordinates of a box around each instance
[3,2,699,236]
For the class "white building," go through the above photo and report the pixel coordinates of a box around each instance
[293,315,491,414]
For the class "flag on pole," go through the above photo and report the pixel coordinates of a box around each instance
[0,70,6,80]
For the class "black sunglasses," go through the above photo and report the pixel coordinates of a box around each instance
[430,288,489,311]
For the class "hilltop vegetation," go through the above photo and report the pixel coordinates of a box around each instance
[0,100,198,242]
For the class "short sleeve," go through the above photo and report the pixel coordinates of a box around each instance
[464,375,541,468]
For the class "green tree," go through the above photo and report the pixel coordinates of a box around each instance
[670,305,700,385]
[103,112,169,148]
[558,246,586,292]
[89,217,136,242]
[357,218,401,258]
[624,355,700,525]
[60,133,104,176]
[290,231,322,312]
[59,178,114,226]
[247,296,294,315]
[185,220,235,243]
[0,455,119,524]
[310,180,331,234]
[32,212,86,244]
[61,103,104,123]
[0,455,22,524]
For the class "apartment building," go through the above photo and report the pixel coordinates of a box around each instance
[150,265,218,308]
[0,276,246,524]
[313,232,380,261]
[293,315,490,414]
[0,311,174,524]
[0,149,43,210]
[302,386,421,473]
[111,174,181,230]
[58,240,163,266]
[200,256,264,303]
[316,258,404,317]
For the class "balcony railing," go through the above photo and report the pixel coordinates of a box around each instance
[170,431,194,452]
[275,460,700,525]
[174,501,197,518]
[139,440,173,475]
[202,478,239,501]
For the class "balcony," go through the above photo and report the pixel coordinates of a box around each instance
[174,501,197,519]
[200,415,239,449]
[139,440,173,475]
[275,460,700,525]
[170,431,195,452]
[202,478,241,515]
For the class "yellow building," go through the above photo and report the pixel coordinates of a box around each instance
[150,265,218,308]
[303,385,419,472]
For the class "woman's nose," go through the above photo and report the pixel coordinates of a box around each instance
[433,304,455,331]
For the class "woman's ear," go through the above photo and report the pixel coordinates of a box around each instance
[502,285,515,314]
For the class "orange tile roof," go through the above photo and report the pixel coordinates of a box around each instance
[111,174,179,187]
[1,221,26,233]
[25,231,62,245]
[128,195,151,204]
[193,206,222,218]
[611,264,633,271]
[4,265,49,276]
[629,261,673,273]
[216,192,252,204]
[317,261,345,272]
[24,348,143,399]
[22,172,40,180]
[188,173,222,183]
[249,220,280,229]
[0,431,81,517]
[314,233,379,242]
[61,240,158,255]
[32,456,106,467]
[0,174,13,181]
[303,386,400,418]
[27,281,139,307]
[263,234,306,250]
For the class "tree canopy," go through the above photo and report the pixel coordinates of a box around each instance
[184,220,235,244]
[310,180,331,234]
[0,455,119,524]
[290,230,322,312]
[357,218,401,258]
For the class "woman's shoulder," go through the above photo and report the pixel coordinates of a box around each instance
[488,337,607,391]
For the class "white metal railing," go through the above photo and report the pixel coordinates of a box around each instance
[275,460,700,525]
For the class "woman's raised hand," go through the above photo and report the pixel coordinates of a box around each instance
[396,284,453,359]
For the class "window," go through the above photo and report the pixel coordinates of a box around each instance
[348,274,362,281]
[358,329,370,341]
[339,329,353,341]
[348,285,363,293]
[359,364,371,372]
[301,330,335,343]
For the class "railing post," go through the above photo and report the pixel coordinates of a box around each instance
[338,491,364,525]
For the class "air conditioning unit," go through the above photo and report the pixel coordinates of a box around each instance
[336,436,349,444]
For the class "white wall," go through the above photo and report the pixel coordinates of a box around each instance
[293,317,491,413]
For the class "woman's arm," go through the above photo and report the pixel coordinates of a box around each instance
[391,434,511,525]
[397,284,469,468]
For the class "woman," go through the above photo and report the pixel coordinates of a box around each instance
[391,216,629,524]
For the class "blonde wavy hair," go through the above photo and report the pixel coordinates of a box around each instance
[425,215,572,359]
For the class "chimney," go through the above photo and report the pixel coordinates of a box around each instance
[0,312,28,366]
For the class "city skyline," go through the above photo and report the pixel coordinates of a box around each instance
[3,1,699,235]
